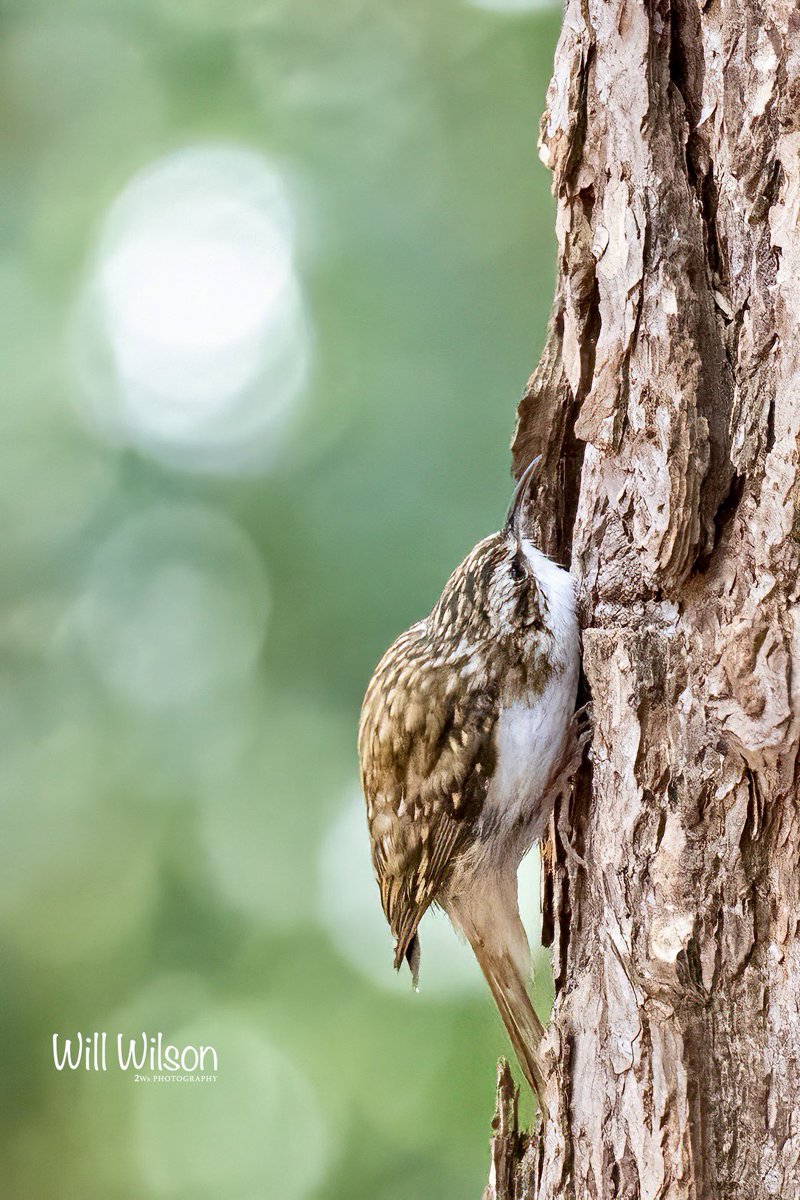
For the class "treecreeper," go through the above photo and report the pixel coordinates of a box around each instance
[358,459,583,1115]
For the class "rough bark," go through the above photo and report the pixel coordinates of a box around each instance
[488,2,800,1197]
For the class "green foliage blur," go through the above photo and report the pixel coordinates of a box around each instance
[0,1,560,1197]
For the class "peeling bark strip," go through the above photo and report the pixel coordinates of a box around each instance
[502,2,800,1198]
[483,1061,536,1200]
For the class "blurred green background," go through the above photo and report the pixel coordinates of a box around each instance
[0,1,561,1197]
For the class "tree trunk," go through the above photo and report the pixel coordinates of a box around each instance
[488,2,800,1197]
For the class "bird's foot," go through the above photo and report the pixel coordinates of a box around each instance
[548,705,592,868]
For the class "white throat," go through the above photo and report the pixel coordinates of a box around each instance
[521,540,577,672]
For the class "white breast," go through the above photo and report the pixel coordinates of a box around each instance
[481,546,579,851]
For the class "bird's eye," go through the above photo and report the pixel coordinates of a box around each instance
[509,557,526,583]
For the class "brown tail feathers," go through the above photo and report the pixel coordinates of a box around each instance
[470,939,549,1113]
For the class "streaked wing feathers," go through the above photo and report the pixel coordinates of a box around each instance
[358,625,498,972]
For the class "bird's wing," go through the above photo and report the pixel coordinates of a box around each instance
[358,626,499,980]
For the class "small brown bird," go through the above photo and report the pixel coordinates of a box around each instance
[358,459,580,1111]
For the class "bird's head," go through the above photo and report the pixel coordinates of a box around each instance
[430,458,548,647]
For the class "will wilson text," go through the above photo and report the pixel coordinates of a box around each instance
[52,1033,218,1074]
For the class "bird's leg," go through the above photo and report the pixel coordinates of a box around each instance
[549,704,592,869]
[550,704,592,796]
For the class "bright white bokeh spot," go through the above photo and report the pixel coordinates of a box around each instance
[74,144,311,473]
[135,1011,329,1200]
[77,504,269,709]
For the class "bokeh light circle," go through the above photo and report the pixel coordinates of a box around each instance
[318,793,545,998]
[74,144,311,473]
[135,1011,329,1200]
[318,794,484,998]
[198,695,351,931]
[76,503,269,710]
[0,670,158,964]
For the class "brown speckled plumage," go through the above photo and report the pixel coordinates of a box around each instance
[358,463,581,1111]
[359,532,549,973]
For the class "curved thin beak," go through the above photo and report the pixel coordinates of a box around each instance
[504,455,541,537]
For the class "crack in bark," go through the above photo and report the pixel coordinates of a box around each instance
[692,471,746,576]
